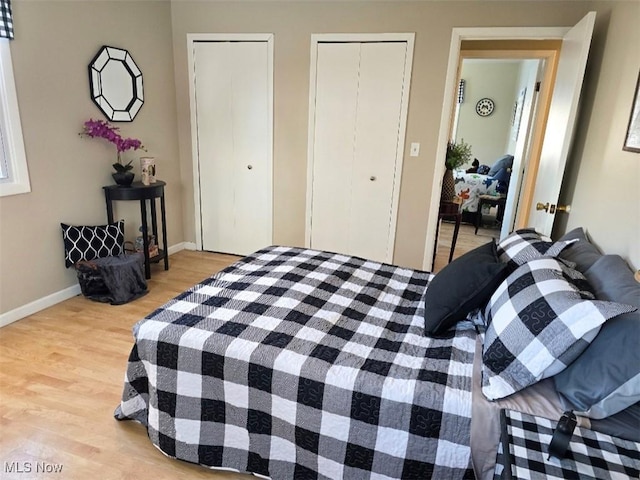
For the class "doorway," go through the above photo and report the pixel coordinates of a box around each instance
[451,48,555,239]
[423,13,596,270]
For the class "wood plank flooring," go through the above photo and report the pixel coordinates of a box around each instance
[433,221,499,273]
[0,226,495,478]
[0,251,251,480]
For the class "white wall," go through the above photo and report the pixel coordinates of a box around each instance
[0,1,637,323]
[506,60,540,155]
[556,1,640,268]
[455,60,520,167]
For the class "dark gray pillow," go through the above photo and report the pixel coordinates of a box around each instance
[423,240,510,335]
[557,227,602,273]
[554,255,640,419]
[487,155,514,176]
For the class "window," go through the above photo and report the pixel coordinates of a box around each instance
[0,38,29,196]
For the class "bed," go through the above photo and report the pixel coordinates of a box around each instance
[453,170,500,213]
[115,229,640,479]
[454,155,514,214]
[115,246,477,479]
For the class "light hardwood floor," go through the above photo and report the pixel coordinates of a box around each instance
[0,227,496,479]
[433,221,500,273]
[0,251,252,480]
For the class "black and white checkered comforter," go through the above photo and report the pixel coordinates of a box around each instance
[115,246,477,479]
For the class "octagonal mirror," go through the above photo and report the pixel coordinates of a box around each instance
[88,45,143,122]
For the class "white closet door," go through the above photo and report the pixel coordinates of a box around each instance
[310,43,360,255]
[310,41,407,262]
[195,41,272,255]
[349,42,407,261]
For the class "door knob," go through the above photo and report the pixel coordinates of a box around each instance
[247,165,253,170]
[551,204,571,214]
[370,176,376,181]
[536,202,549,212]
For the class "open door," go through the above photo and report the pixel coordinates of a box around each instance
[522,12,596,236]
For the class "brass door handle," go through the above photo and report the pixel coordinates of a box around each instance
[547,204,571,214]
[536,202,549,212]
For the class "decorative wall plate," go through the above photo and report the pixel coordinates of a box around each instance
[476,97,495,117]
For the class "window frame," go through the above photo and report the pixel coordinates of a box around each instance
[0,38,29,197]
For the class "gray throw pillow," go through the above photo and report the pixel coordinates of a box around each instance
[557,227,602,273]
[554,255,640,418]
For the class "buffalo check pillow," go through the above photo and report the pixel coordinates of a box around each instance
[496,228,577,268]
[61,220,125,268]
[481,257,636,401]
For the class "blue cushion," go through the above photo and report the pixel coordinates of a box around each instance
[487,155,514,176]
[554,255,640,419]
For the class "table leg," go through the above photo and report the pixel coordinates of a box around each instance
[160,193,169,271]
[105,193,114,224]
[432,215,441,269]
[450,214,461,263]
[140,199,151,279]
[475,201,482,235]
[150,197,159,242]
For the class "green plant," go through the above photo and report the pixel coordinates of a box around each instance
[445,139,472,170]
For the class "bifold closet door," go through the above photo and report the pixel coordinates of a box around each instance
[310,41,407,262]
[194,41,271,255]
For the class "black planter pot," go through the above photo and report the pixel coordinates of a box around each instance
[112,171,135,187]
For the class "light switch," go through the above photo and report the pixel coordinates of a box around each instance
[410,142,420,157]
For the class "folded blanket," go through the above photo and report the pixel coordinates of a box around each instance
[76,254,147,305]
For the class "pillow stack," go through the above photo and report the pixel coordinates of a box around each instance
[479,229,637,407]
[423,227,639,418]
[481,256,634,400]
[553,253,640,419]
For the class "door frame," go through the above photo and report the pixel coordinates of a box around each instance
[422,26,573,271]
[305,33,415,263]
[187,33,274,251]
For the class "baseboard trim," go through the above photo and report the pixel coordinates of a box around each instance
[1,241,199,328]
[0,284,82,328]
[167,241,197,255]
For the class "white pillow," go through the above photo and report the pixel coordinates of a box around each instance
[481,257,636,401]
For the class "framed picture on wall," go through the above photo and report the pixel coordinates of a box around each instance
[623,71,640,153]
[511,87,526,142]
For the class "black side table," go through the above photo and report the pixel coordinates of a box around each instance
[475,194,506,234]
[103,181,169,279]
[433,200,462,266]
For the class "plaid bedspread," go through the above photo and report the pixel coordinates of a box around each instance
[115,246,477,479]
[495,410,640,479]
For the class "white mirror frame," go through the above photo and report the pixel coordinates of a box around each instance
[88,45,143,122]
